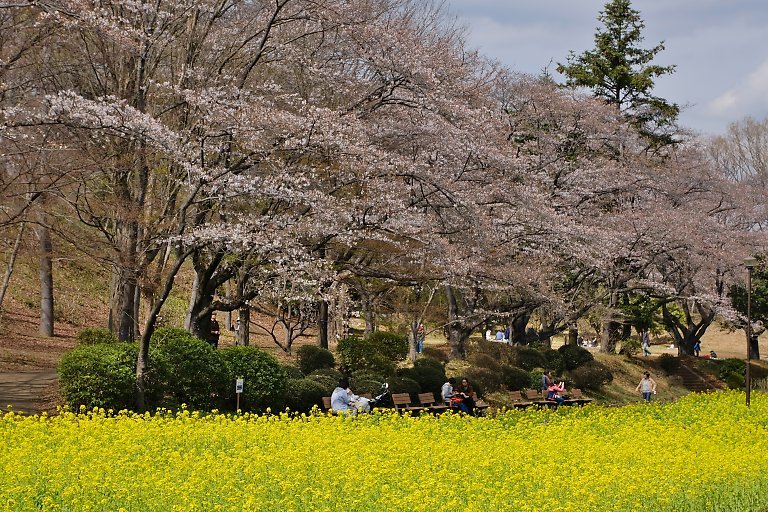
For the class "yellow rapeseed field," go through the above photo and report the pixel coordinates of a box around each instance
[2,392,768,511]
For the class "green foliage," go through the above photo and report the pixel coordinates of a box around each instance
[529,369,545,390]
[220,346,288,412]
[151,336,228,410]
[467,352,502,372]
[717,359,746,381]
[729,258,768,324]
[76,328,119,346]
[724,372,745,390]
[421,346,450,363]
[58,343,138,411]
[150,327,198,347]
[542,349,564,374]
[367,331,409,362]
[406,358,447,394]
[556,0,679,146]
[309,368,344,380]
[296,345,336,375]
[558,344,594,370]
[657,353,681,375]
[336,336,395,376]
[282,365,305,379]
[620,337,641,356]
[465,367,504,397]
[389,377,421,397]
[351,378,384,396]
[305,374,338,395]
[569,361,614,390]
[501,365,531,391]
[515,347,547,371]
[282,379,326,414]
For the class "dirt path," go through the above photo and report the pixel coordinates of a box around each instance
[0,370,59,415]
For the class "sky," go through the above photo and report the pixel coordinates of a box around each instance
[443,0,768,137]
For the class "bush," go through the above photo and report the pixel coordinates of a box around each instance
[657,353,681,375]
[305,374,338,395]
[350,378,384,396]
[422,346,450,363]
[220,346,288,412]
[282,379,326,413]
[501,365,530,391]
[515,347,547,371]
[282,365,305,380]
[558,344,594,371]
[76,328,118,346]
[619,337,641,357]
[388,377,421,397]
[309,367,344,380]
[151,336,228,410]
[407,360,447,394]
[717,358,746,381]
[58,343,138,411]
[367,331,409,362]
[467,353,502,372]
[296,345,335,375]
[465,367,504,397]
[724,372,745,390]
[150,327,198,347]
[542,349,564,374]
[336,336,396,376]
[569,361,613,390]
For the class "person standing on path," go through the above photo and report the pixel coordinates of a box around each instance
[641,330,652,356]
[636,371,657,402]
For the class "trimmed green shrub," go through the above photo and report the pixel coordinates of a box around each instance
[422,346,450,363]
[283,379,326,414]
[542,349,564,374]
[58,343,138,411]
[515,347,547,371]
[619,337,641,356]
[407,359,447,394]
[558,344,594,370]
[389,377,421,397]
[350,378,384,396]
[296,345,335,375]
[717,358,745,381]
[151,336,228,410]
[724,372,745,390]
[336,336,395,376]
[468,353,502,372]
[150,327,198,347]
[367,331,409,362]
[309,368,344,380]
[305,374,338,395]
[501,365,531,391]
[657,353,681,375]
[76,328,119,346]
[282,365,305,379]
[220,346,288,412]
[465,367,504,396]
[569,361,613,390]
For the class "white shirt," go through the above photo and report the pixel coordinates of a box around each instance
[441,382,453,402]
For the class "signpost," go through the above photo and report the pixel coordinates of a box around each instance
[236,378,244,411]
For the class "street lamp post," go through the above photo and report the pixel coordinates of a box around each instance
[744,257,758,407]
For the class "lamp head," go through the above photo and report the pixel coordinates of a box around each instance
[744,257,758,269]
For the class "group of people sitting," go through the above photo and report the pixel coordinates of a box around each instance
[441,377,477,414]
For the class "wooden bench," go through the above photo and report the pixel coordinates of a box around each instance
[524,389,552,407]
[471,392,490,414]
[416,392,449,413]
[391,393,423,413]
[321,396,335,414]
[568,388,593,406]
[508,390,533,408]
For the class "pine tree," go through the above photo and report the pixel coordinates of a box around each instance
[557,0,679,148]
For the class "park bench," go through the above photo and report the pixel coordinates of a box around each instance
[471,392,490,414]
[507,390,533,409]
[391,392,424,413]
[524,388,552,407]
[416,392,449,413]
[568,388,593,406]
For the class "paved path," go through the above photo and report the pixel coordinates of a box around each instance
[0,370,58,415]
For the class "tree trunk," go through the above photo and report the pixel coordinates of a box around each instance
[749,334,760,360]
[600,320,621,354]
[318,299,329,349]
[445,285,476,358]
[363,297,375,335]
[0,221,25,313]
[568,327,578,346]
[509,312,531,345]
[37,213,54,337]
[237,307,250,346]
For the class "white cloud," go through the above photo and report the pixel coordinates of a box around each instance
[708,60,768,117]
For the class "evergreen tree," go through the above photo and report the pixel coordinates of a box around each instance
[557,0,679,148]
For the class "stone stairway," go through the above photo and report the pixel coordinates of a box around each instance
[677,362,717,392]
